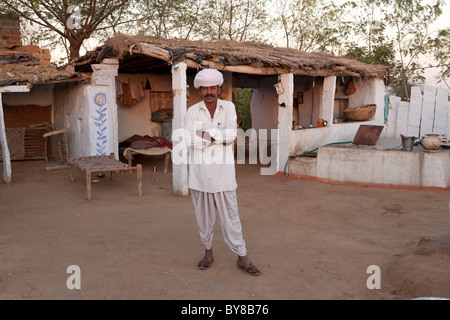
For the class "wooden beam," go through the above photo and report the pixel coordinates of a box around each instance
[118,58,168,71]
[0,85,30,93]
[182,58,363,77]
[127,45,380,78]
[131,43,171,61]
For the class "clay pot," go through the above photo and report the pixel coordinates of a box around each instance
[420,134,441,150]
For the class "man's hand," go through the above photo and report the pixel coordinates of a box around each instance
[196,130,215,143]
[196,130,229,145]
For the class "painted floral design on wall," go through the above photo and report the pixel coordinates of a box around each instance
[93,92,108,155]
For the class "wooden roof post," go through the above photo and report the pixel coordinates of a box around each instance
[171,62,188,196]
[276,73,294,174]
[0,92,10,183]
[320,76,336,125]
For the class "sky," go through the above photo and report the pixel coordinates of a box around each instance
[47,0,450,89]
[423,0,450,88]
[333,0,449,88]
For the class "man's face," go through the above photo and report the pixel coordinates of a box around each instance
[199,86,220,104]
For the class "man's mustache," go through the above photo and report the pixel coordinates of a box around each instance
[205,94,216,98]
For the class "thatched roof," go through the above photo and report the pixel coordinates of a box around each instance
[73,33,389,79]
[0,62,88,87]
[0,46,88,87]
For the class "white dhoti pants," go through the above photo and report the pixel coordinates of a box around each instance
[190,189,247,256]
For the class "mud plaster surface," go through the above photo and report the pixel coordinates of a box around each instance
[0,157,449,300]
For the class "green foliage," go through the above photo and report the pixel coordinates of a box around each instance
[234,88,253,131]
[345,43,395,67]
[379,0,445,97]
[2,0,447,95]
[429,28,450,80]
[270,0,345,53]
[341,0,446,97]
[1,0,131,60]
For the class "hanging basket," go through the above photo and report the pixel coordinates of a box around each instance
[344,104,376,121]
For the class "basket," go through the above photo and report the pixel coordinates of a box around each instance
[344,104,376,121]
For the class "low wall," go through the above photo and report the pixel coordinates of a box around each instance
[288,143,450,189]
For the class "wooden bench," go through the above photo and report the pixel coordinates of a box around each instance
[123,146,171,173]
[43,128,143,200]
[68,153,142,200]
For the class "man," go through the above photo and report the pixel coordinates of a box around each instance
[185,68,260,276]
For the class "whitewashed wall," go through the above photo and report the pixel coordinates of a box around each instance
[383,86,450,139]
[2,84,54,107]
[53,60,119,158]
[117,73,171,142]
[53,82,91,158]
[291,78,386,155]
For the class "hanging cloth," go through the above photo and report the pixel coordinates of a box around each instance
[120,83,137,108]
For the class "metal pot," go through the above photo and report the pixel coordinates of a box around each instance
[401,135,415,151]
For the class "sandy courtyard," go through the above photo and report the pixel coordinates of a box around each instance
[0,155,449,300]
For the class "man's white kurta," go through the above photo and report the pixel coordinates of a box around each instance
[185,99,237,193]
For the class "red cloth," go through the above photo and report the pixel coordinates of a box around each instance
[132,135,172,149]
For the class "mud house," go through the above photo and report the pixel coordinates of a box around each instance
[2,32,396,192]
[0,14,86,183]
[54,33,391,195]
[3,30,449,192]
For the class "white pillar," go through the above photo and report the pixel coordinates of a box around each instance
[433,87,449,135]
[89,59,119,157]
[171,62,188,196]
[0,85,30,183]
[277,73,294,173]
[407,86,423,137]
[421,86,437,137]
[0,92,11,183]
[320,76,336,125]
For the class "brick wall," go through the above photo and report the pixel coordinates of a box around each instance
[0,14,51,65]
[0,14,22,48]
[14,45,52,65]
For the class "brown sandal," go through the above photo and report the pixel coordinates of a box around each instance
[197,257,214,270]
[237,261,261,276]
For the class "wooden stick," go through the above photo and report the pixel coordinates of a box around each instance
[86,169,92,200]
[68,163,75,182]
[137,164,142,197]
[43,129,68,138]
[45,165,68,171]
[164,152,170,173]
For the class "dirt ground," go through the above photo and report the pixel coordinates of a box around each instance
[0,155,449,300]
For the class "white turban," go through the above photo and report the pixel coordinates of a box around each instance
[193,69,224,89]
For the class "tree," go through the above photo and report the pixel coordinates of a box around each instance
[198,0,268,42]
[270,0,344,53]
[341,0,446,98]
[344,0,385,55]
[428,27,450,89]
[343,0,395,69]
[1,0,130,61]
[135,0,204,39]
[381,0,445,98]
